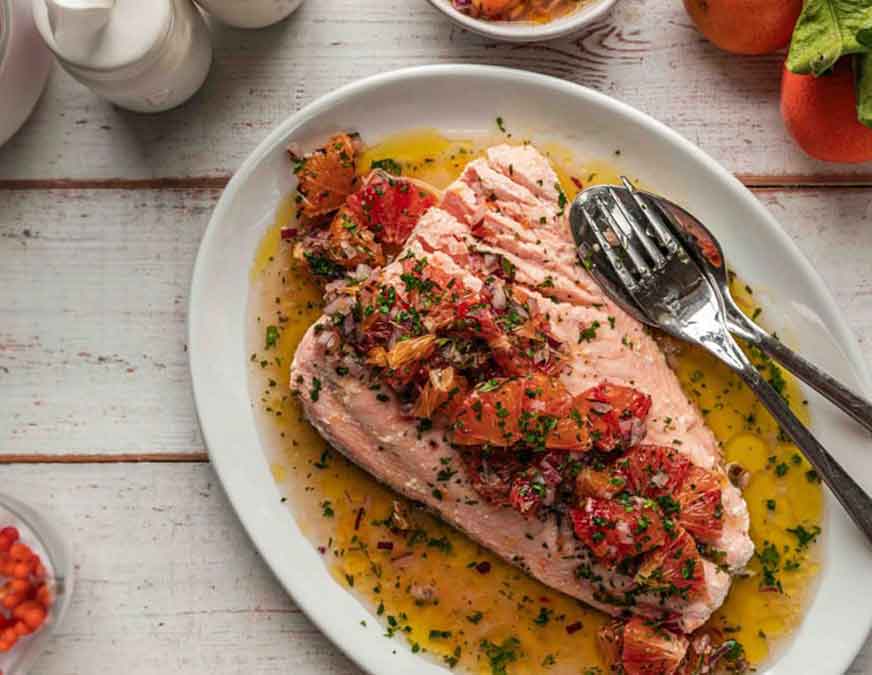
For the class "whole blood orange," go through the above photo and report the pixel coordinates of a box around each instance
[684,0,802,55]
[781,60,872,163]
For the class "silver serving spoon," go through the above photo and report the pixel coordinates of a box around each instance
[623,180,872,435]
[569,182,872,545]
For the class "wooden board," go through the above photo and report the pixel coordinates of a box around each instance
[1,185,869,460]
[0,0,871,182]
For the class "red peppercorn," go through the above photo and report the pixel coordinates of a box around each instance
[34,583,52,608]
[13,601,46,631]
[8,543,33,563]
[0,524,54,659]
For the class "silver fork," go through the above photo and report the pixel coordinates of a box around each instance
[623,179,872,435]
[570,183,872,546]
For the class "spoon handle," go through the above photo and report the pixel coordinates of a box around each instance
[737,319,872,435]
[737,361,872,545]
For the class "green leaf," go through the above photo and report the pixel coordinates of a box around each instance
[787,0,872,76]
[857,53,872,128]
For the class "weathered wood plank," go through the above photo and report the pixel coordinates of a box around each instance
[0,461,867,674]
[0,0,870,181]
[0,188,215,457]
[1,186,869,459]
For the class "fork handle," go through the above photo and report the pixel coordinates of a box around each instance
[738,363,872,545]
[738,321,872,435]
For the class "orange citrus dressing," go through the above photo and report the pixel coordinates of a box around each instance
[248,130,822,674]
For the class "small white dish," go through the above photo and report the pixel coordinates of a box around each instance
[194,0,304,29]
[425,0,618,42]
[189,64,872,675]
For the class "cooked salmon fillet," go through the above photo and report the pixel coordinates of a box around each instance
[291,145,753,634]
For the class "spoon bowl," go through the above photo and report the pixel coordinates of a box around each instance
[636,189,872,434]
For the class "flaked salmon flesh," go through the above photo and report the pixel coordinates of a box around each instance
[291,144,754,635]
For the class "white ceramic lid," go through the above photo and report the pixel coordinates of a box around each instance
[32,0,172,70]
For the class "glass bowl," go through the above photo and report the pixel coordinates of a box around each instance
[0,494,74,675]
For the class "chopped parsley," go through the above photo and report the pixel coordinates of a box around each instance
[371,158,403,175]
[313,449,331,469]
[722,640,745,662]
[578,321,600,343]
[478,379,503,393]
[304,251,343,278]
[481,637,521,675]
[265,325,280,349]
[310,376,322,402]
[555,183,568,216]
[444,646,462,668]
[500,256,516,280]
[681,557,696,580]
[466,610,484,624]
[533,607,552,626]
[787,524,821,549]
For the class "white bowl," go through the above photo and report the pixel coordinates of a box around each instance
[194,0,304,29]
[189,64,872,675]
[425,0,618,42]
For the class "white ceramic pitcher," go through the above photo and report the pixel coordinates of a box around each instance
[32,0,212,113]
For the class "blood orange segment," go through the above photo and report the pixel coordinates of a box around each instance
[520,372,574,417]
[576,466,628,500]
[326,206,386,269]
[636,529,706,599]
[570,497,667,564]
[543,411,592,451]
[621,617,689,675]
[345,171,438,248]
[675,465,724,543]
[625,445,692,498]
[677,487,724,544]
[450,379,523,446]
[518,374,592,451]
[680,465,722,494]
[588,382,653,419]
[597,620,625,670]
[583,383,652,452]
[292,133,359,219]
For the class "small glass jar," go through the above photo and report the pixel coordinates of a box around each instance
[0,0,53,147]
[33,0,212,113]
[195,0,304,29]
[0,494,73,675]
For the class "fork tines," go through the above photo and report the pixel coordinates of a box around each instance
[578,178,687,288]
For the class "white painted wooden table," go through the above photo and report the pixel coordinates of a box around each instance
[1,1,871,673]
